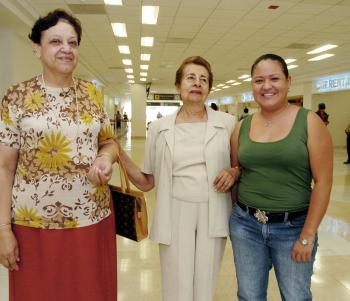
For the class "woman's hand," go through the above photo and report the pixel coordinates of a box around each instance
[87,153,113,185]
[0,227,20,271]
[213,167,238,192]
[291,238,315,263]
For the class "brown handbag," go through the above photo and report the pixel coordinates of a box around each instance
[109,158,148,242]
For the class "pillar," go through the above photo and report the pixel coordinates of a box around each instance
[131,84,147,138]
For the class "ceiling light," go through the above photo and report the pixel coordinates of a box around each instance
[217,84,225,87]
[222,86,230,89]
[215,88,222,91]
[140,72,147,76]
[287,65,299,70]
[141,37,154,47]
[308,53,335,61]
[142,6,159,25]
[124,68,133,73]
[232,82,242,86]
[122,59,132,65]
[104,0,122,5]
[127,75,134,79]
[141,54,151,61]
[128,80,135,84]
[111,23,127,37]
[140,65,149,70]
[118,45,130,54]
[285,58,296,64]
[243,78,252,82]
[226,80,236,83]
[239,74,250,79]
[140,78,147,82]
[307,44,338,55]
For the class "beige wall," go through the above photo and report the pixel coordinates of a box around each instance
[312,90,350,148]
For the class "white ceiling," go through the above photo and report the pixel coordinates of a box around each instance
[1,0,350,98]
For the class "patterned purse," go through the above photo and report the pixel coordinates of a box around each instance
[109,158,148,242]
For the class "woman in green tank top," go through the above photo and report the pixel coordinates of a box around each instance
[229,54,333,300]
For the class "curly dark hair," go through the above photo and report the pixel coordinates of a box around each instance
[28,9,82,45]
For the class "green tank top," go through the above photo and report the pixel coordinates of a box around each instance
[238,107,312,212]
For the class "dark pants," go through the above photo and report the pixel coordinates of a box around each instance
[347,135,350,161]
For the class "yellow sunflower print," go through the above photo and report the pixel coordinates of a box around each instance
[64,219,79,228]
[24,91,45,111]
[15,206,43,227]
[98,125,114,142]
[1,110,12,126]
[80,111,94,125]
[35,130,73,171]
[86,83,103,107]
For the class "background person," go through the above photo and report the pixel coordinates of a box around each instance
[345,121,350,164]
[229,53,333,300]
[0,9,118,301]
[239,107,249,121]
[316,102,329,126]
[118,56,238,301]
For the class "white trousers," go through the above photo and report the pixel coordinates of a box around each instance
[159,199,226,301]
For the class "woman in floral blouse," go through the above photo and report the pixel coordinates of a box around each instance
[0,9,118,301]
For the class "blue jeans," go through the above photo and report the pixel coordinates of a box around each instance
[229,204,318,301]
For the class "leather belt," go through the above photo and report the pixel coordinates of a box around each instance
[236,201,308,224]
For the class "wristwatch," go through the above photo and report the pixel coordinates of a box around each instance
[299,238,315,246]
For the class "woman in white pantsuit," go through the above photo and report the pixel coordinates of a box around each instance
[119,56,239,301]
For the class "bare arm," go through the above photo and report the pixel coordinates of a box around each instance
[291,112,333,262]
[118,147,154,192]
[0,144,20,271]
[230,121,242,203]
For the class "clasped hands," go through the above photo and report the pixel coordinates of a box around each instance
[213,167,239,192]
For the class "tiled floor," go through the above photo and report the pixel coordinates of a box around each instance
[1,130,350,301]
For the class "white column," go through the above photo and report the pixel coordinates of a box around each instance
[303,81,313,109]
[131,84,147,138]
[0,30,14,96]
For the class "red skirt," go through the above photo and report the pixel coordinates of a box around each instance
[9,213,117,301]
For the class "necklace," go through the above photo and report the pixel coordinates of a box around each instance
[262,103,290,128]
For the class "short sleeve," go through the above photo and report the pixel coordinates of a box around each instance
[0,89,20,149]
[97,103,114,147]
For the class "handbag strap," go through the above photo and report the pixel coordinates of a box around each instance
[117,156,131,193]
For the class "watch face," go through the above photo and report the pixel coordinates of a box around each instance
[301,239,308,245]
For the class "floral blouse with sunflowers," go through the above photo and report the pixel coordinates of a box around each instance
[0,76,114,229]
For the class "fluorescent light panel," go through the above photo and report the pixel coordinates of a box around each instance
[140,78,147,82]
[141,54,151,61]
[285,58,296,64]
[111,23,127,37]
[128,80,135,83]
[122,59,132,65]
[141,37,154,47]
[287,65,299,70]
[118,45,130,54]
[124,68,133,73]
[140,65,149,70]
[308,53,335,61]
[142,6,159,24]
[127,75,134,79]
[226,80,236,83]
[239,74,250,79]
[217,84,224,87]
[232,82,242,86]
[140,72,147,76]
[307,44,338,55]
[104,0,122,5]
[243,78,252,82]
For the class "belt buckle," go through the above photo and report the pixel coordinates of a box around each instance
[254,209,269,224]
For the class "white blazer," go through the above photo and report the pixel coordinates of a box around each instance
[142,106,235,245]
